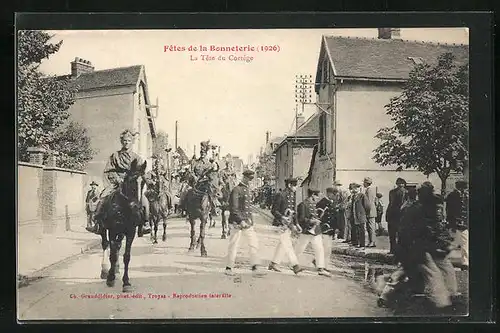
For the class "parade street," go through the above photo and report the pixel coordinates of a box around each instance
[18,210,391,320]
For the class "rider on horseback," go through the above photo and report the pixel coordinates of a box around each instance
[94,129,152,235]
[190,140,220,216]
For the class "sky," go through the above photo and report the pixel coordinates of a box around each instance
[38,28,469,161]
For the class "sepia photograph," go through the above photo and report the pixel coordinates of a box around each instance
[17,25,470,320]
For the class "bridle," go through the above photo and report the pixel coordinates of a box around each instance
[120,171,146,204]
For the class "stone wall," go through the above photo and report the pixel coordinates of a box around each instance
[18,148,88,236]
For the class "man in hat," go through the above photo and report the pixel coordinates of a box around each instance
[445,180,469,268]
[94,129,151,235]
[191,140,219,216]
[268,177,304,275]
[347,183,369,249]
[386,177,408,253]
[225,169,267,277]
[294,188,332,277]
[85,181,100,232]
[313,186,341,271]
[363,177,377,247]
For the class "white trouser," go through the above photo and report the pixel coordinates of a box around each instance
[226,226,260,268]
[322,234,333,269]
[294,233,325,269]
[459,229,469,266]
[271,229,299,266]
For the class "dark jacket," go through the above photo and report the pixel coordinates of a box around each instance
[297,197,322,235]
[398,195,454,264]
[347,192,369,225]
[85,189,99,213]
[271,188,296,223]
[445,189,468,230]
[228,182,253,224]
[316,196,339,235]
[386,187,408,224]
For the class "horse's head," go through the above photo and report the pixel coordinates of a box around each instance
[122,159,148,207]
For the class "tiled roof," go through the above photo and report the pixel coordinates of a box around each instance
[75,65,142,90]
[54,65,143,91]
[293,112,320,137]
[321,36,468,80]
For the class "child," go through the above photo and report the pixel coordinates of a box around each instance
[375,192,385,235]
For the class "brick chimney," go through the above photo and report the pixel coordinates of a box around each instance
[265,131,270,144]
[378,28,401,40]
[296,114,306,130]
[71,57,94,77]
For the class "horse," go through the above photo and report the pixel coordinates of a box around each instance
[183,168,219,257]
[148,189,172,244]
[96,159,147,292]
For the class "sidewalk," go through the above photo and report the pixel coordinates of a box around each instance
[17,217,101,281]
[252,206,465,269]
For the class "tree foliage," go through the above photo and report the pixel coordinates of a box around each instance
[255,152,276,182]
[18,30,95,170]
[51,121,97,170]
[152,130,169,159]
[373,52,468,195]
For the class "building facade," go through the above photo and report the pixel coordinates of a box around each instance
[63,57,157,181]
[303,29,469,201]
[274,113,320,203]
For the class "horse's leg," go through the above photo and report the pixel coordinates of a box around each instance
[100,229,110,279]
[188,217,196,251]
[106,230,119,287]
[162,217,167,242]
[122,227,135,292]
[221,208,227,239]
[200,215,208,257]
[153,217,159,244]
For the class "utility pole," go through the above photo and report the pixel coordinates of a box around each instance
[295,74,314,130]
[175,120,178,150]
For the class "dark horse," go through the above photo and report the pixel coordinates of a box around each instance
[182,169,218,257]
[148,188,172,244]
[97,159,147,292]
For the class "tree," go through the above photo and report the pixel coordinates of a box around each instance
[255,152,276,183]
[373,52,469,196]
[51,121,98,170]
[153,130,169,158]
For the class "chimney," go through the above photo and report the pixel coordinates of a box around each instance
[378,28,401,40]
[265,131,270,144]
[71,57,94,77]
[296,115,306,130]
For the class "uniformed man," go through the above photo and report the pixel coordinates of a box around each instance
[295,189,332,277]
[268,177,304,274]
[94,129,151,236]
[191,141,219,216]
[85,181,100,232]
[314,186,341,271]
[225,170,267,277]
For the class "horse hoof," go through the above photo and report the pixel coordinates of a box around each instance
[221,234,226,239]
[122,284,134,293]
[106,279,115,287]
[153,240,158,244]
[188,247,194,252]
[201,252,208,257]
[162,235,167,242]
[100,270,108,279]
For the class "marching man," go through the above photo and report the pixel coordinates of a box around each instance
[295,188,332,277]
[268,177,304,274]
[224,170,267,277]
